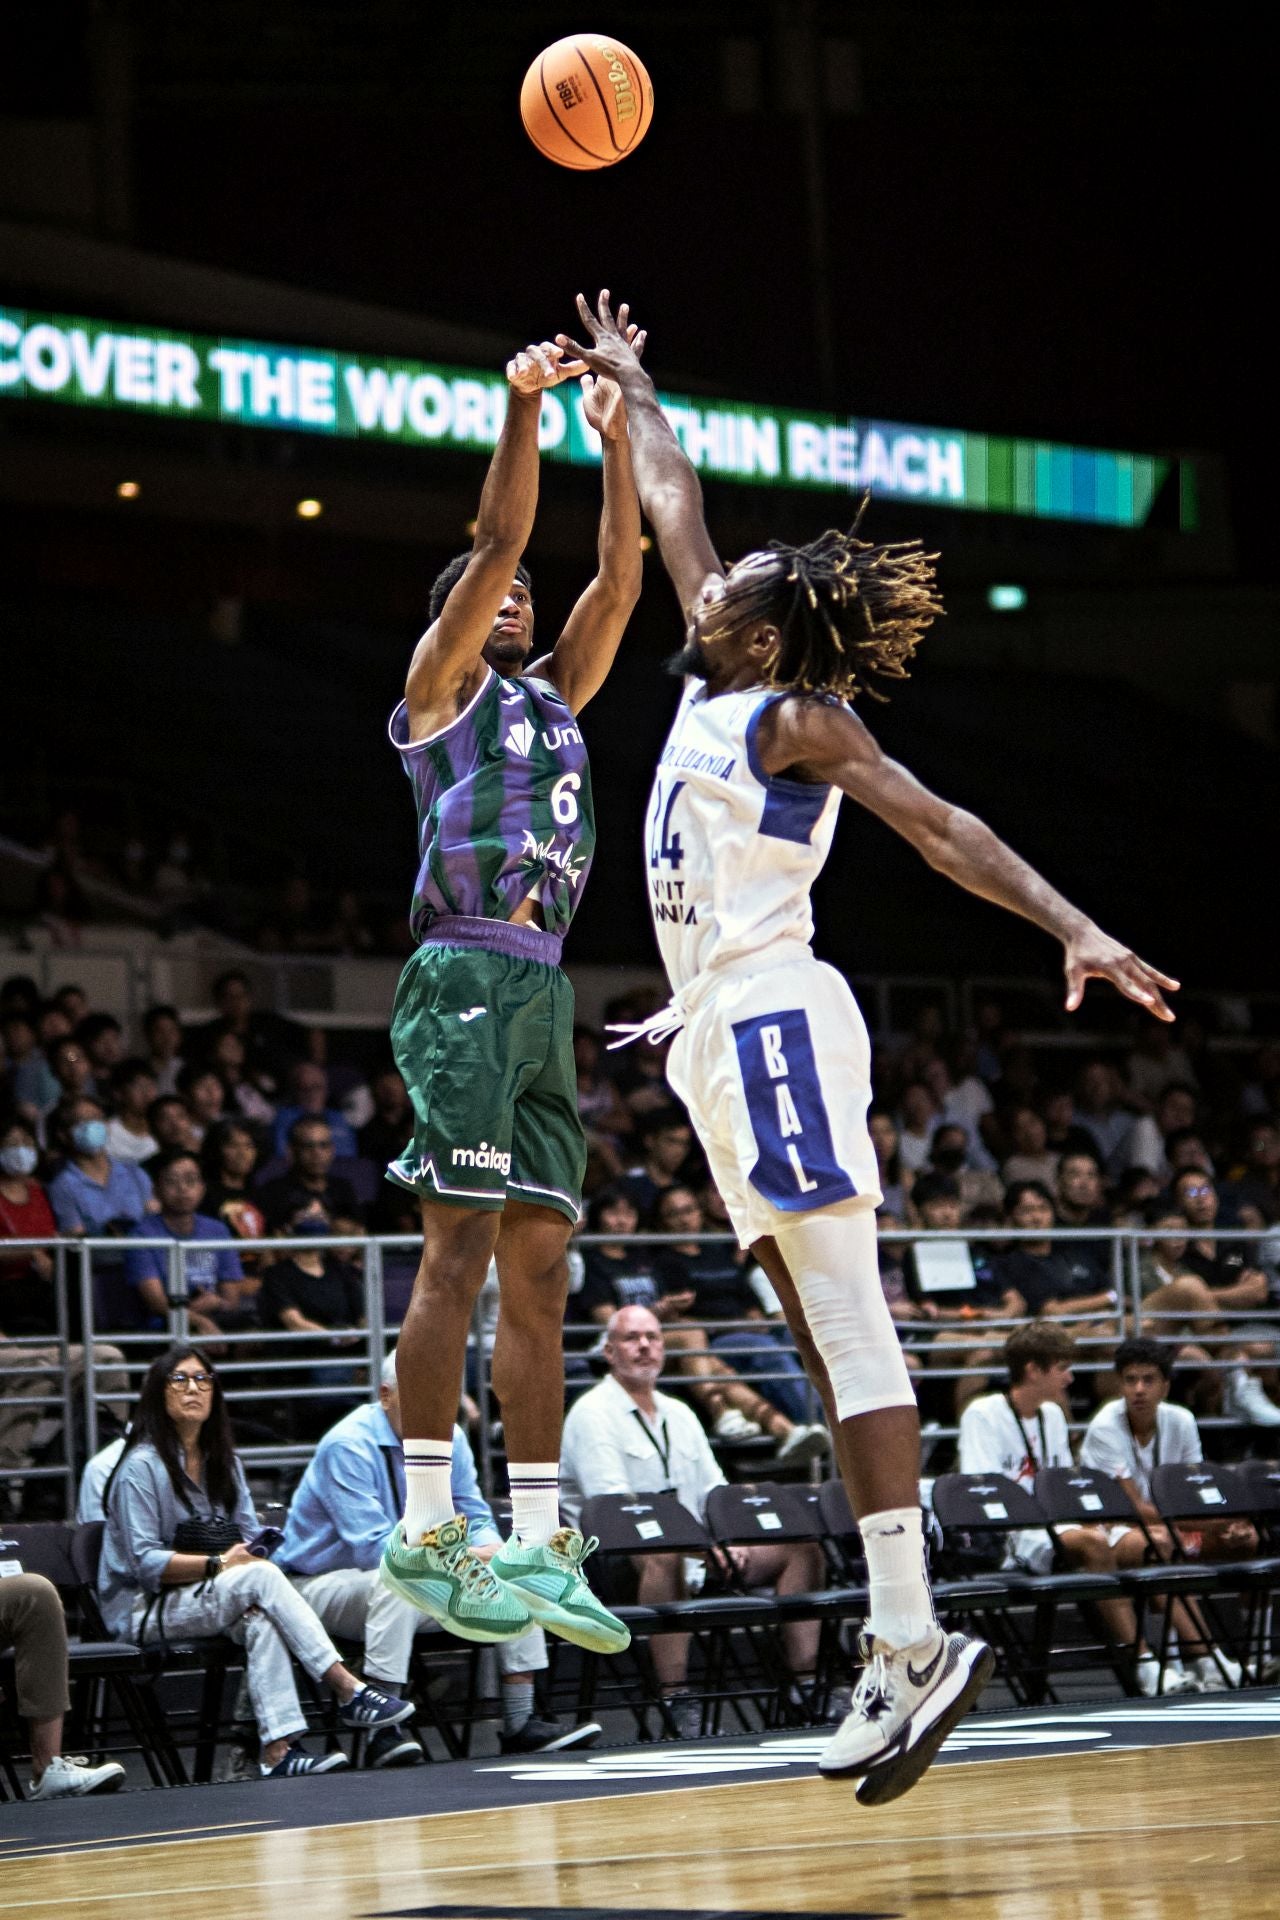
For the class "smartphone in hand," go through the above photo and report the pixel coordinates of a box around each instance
[246,1526,285,1558]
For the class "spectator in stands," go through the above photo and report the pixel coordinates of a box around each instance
[924,1122,1004,1218]
[278,1351,595,1757]
[1042,1087,1097,1162]
[1072,1060,1136,1178]
[1125,1083,1199,1182]
[897,1080,943,1178]
[206,1030,276,1129]
[189,968,300,1096]
[1000,1104,1060,1192]
[47,1095,152,1241]
[259,1198,364,1345]
[905,1173,1024,1420]
[617,1107,696,1223]
[36,1002,72,1050]
[357,1067,413,1172]
[573,1024,632,1158]
[145,1093,202,1163]
[1080,1337,1248,1689]
[75,1014,124,1096]
[1125,1023,1198,1110]
[103,1058,159,1165]
[576,1183,814,1453]
[560,1305,826,1734]
[47,1036,95,1108]
[35,860,89,945]
[0,1117,59,1336]
[1110,1166,1163,1225]
[122,1148,248,1337]
[141,1003,185,1096]
[1170,1169,1269,1310]
[99,1345,410,1776]
[176,1062,227,1146]
[0,1573,126,1797]
[271,1062,358,1160]
[996,1180,1120,1327]
[1,1009,60,1120]
[201,1119,267,1247]
[256,1116,363,1231]
[51,985,88,1030]
[1226,1118,1280,1221]
[1,975,42,1022]
[1138,1207,1199,1298]
[867,1106,910,1217]
[1055,1150,1113,1286]
[650,1183,820,1444]
[1164,1126,1216,1181]
[936,1035,998,1160]
[958,1324,1175,1694]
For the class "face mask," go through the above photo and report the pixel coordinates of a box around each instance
[291,1215,331,1237]
[932,1147,966,1173]
[0,1145,38,1176]
[71,1120,108,1154]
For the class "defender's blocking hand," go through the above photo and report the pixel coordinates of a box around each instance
[557,290,651,385]
[581,309,647,440]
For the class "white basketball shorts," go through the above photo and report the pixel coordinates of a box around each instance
[666,953,882,1248]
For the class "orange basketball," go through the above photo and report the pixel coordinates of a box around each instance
[520,34,653,170]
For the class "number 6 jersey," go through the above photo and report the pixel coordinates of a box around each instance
[390,668,595,943]
[645,680,843,992]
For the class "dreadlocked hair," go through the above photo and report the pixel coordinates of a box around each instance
[702,498,943,701]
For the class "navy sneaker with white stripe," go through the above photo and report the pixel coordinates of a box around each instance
[261,1745,350,1778]
[337,1682,415,1731]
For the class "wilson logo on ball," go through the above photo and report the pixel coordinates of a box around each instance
[520,34,653,170]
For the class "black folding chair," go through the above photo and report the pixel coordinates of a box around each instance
[931,1472,1126,1702]
[0,1523,179,1791]
[1150,1463,1280,1680]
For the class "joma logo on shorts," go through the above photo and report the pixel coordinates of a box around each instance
[452,1141,511,1176]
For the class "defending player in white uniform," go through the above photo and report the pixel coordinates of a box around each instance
[562,291,1179,1805]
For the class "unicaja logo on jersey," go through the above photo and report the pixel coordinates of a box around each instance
[451,1141,512,1176]
[505,719,536,758]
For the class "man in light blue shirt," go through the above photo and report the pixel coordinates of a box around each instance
[277,1352,600,1759]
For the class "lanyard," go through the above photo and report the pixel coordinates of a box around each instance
[632,1407,672,1482]
[1124,1410,1160,1478]
[1004,1392,1048,1470]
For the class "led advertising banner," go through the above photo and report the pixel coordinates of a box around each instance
[0,304,1177,527]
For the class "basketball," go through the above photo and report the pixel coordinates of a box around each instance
[519,34,653,170]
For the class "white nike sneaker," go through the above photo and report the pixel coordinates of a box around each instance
[819,1628,994,1805]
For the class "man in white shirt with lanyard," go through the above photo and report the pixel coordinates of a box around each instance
[1081,1336,1247,1689]
[560,1304,824,1727]
[958,1324,1193,1692]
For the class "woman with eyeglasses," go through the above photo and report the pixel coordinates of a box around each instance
[99,1345,414,1776]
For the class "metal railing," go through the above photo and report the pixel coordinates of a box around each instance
[2,1225,1276,1517]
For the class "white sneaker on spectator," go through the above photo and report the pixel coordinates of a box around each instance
[1136,1654,1199,1696]
[774,1423,830,1468]
[28,1755,126,1799]
[1223,1369,1280,1426]
[1193,1651,1247,1690]
[712,1408,763,1443]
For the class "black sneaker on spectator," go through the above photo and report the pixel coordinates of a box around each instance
[365,1725,425,1768]
[663,1695,705,1740]
[497,1716,602,1754]
[28,1755,126,1799]
[217,1739,258,1783]
[337,1682,414,1730]
[260,1745,350,1778]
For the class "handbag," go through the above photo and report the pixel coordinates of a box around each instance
[138,1511,245,1651]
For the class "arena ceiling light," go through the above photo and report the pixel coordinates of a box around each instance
[295,497,323,519]
[987,584,1028,611]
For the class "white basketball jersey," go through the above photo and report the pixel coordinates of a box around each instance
[645,681,842,992]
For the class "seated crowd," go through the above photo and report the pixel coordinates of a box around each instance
[3,972,1279,1512]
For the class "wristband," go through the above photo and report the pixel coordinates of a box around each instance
[205,1554,223,1579]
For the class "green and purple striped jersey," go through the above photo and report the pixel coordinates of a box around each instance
[389,668,596,942]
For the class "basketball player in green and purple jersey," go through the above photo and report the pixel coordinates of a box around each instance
[379,321,643,1653]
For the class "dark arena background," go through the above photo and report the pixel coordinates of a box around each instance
[2,7,1279,1918]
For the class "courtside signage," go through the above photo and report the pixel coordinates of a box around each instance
[0,304,1177,526]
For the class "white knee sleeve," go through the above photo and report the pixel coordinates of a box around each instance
[773,1208,916,1421]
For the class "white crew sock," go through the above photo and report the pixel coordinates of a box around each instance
[402,1439,456,1542]
[861,1506,937,1651]
[508,1462,560,1547]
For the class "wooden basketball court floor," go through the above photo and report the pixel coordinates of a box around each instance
[2,1698,1279,1920]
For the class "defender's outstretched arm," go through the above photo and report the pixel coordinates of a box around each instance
[405,342,583,733]
[557,291,723,619]
[758,696,1179,1021]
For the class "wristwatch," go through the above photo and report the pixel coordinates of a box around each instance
[205,1553,224,1579]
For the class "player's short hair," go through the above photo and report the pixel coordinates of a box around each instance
[699,497,942,702]
[1114,1337,1171,1381]
[1005,1322,1075,1383]
[427,553,533,627]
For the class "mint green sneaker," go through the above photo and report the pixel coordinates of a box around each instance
[379,1516,532,1644]
[490,1527,631,1655]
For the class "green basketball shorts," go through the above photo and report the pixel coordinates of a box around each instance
[386,918,586,1224]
